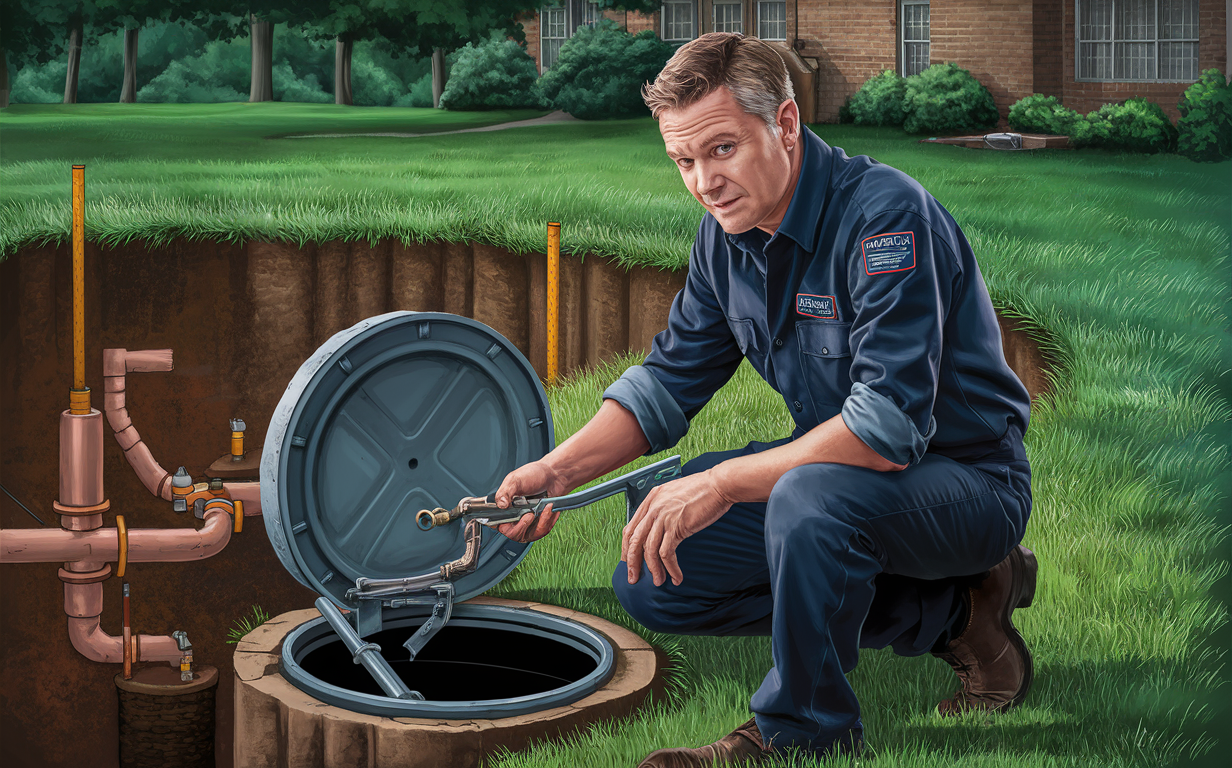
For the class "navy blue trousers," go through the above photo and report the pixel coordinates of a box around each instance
[612,426,1031,756]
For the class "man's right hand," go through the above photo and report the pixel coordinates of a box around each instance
[493,461,570,544]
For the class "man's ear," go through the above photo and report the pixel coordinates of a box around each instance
[777,99,801,150]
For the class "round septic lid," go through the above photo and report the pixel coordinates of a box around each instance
[261,312,553,607]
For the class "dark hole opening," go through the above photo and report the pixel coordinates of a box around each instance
[298,622,598,701]
[408,458,418,469]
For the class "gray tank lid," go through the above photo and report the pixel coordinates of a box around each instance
[260,312,553,608]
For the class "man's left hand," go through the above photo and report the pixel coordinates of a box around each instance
[622,468,734,587]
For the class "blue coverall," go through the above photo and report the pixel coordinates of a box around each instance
[603,127,1033,755]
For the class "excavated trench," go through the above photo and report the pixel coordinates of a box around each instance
[0,236,1053,768]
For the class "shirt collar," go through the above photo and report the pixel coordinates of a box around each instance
[724,126,833,255]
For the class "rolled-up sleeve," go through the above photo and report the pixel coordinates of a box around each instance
[840,210,954,466]
[603,232,744,455]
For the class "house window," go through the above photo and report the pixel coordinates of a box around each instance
[757,1,787,41]
[714,1,743,34]
[900,0,930,76]
[1076,0,1199,81]
[541,5,568,69]
[663,1,697,42]
[581,1,601,27]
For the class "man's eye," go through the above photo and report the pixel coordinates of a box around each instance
[677,158,693,168]
[716,144,733,155]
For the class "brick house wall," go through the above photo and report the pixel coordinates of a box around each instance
[510,2,1227,125]
[1061,0,1227,122]
[793,2,898,122]
[930,0,1036,119]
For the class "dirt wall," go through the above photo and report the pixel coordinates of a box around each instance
[0,237,1050,768]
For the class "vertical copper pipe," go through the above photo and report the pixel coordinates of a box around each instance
[59,411,104,507]
[70,164,89,414]
[122,583,132,679]
[547,222,560,386]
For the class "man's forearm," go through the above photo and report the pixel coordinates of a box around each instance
[542,399,652,493]
[708,412,906,505]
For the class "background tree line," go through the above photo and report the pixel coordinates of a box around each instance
[0,1,662,110]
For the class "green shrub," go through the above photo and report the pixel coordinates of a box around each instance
[844,70,907,127]
[534,18,674,120]
[1007,94,1085,135]
[1176,69,1232,162]
[439,31,546,110]
[1077,97,1177,153]
[901,62,999,134]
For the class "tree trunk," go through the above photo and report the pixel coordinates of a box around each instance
[64,25,82,103]
[334,35,353,105]
[119,28,138,103]
[0,46,9,109]
[431,48,447,108]
[249,14,273,102]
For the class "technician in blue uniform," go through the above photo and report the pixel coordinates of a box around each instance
[494,33,1038,767]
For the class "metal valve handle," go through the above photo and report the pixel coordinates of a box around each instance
[415,455,682,531]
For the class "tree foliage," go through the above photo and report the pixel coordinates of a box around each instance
[1176,69,1232,162]
[901,62,999,134]
[841,70,907,127]
[533,18,673,120]
[439,30,545,110]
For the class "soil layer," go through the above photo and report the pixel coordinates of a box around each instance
[0,237,1052,768]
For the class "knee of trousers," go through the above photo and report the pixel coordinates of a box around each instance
[611,562,699,634]
[765,464,869,553]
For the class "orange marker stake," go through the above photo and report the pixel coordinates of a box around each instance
[547,222,561,386]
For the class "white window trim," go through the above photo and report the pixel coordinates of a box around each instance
[713,0,744,34]
[757,1,787,41]
[899,0,930,77]
[1074,0,1201,83]
[662,1,698,43]
[540,3,569,70]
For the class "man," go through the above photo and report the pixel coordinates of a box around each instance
[493,33,1037,766]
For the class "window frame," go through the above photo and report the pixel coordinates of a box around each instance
[581,1,601,27]
[899,0,930,77]
[756,1,787,41]
[1074,0,1201,83]
[540,3,569,70]
[662,1,698,43]
[713,0,744,34]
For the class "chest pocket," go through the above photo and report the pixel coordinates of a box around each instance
[796,321,853,410]
[727,317,759,355]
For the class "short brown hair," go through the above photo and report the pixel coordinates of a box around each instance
[642,33,795,135]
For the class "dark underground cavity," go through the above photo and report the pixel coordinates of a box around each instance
[298,622,600,700]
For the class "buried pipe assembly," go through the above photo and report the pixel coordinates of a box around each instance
[0,165,248,676]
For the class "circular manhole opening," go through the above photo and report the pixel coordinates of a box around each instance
[280,603,615,719]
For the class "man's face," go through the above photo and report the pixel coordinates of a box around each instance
[658,86,798,235]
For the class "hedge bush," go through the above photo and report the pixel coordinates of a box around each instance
[902,62,1000,134]
[534,18,674,120]
[1076,97,1177,154]
[1007,94,1085,136]
[1176,69,1232,162]
[439,31,546,110]
[843,70,907,127]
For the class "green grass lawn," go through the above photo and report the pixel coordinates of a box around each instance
[1,103,1228,767]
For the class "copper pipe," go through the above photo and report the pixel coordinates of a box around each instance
[2,508,233,564]
[66,615,181,664]
[223,481,262,515]
[58,410,104,508]
[101,348,176,499]
[122,583,132,679]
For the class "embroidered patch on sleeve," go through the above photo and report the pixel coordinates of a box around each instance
[861,232,916,275]
[796,294,837,319]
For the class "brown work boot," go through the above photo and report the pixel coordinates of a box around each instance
[934,544,1038,716]
[638,717,769,767]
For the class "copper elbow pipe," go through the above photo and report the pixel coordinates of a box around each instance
[102,348,175,500]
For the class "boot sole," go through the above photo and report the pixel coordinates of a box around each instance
[1004,545,1037,709]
